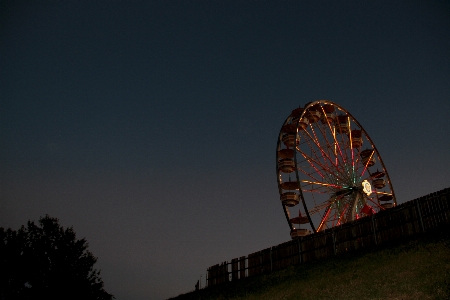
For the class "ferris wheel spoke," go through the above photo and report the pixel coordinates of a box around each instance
[298,132,332,173]
[337,120,352,166]
[314,127,351,186]
[299,178,335,189]
[303,187,334,197]
[302,188,332,194]
[298,138,314,147]
[347,118,358,176]
[309,124,336,169]
[305,125,354,185]
[308,193,343,216]
[297,147,348,183]
[354,150,366,178]
[353,148,363,177]
[319,105,349,168]
[332,195,349,226]
[336,202,350,226]
[298,160,339,187]
[301,129,338,176]
[301,180,342,189]
[365,196,384,209]
[337,125,352,171]
[301,183,333,193]
[317,205,332,232]
[297,159,341,184]
[332,210,342,227]
[297,150,329,179]
[308,201,332,215]
[358,149,375,179]
[297,165,328,184]
[372,191,393,196]
[314,122,345,175]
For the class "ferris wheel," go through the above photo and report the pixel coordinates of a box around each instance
[276,100,396,239]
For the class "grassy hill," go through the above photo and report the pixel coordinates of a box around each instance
[169,229,450,300]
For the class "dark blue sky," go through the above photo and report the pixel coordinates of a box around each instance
[1,1,449,299]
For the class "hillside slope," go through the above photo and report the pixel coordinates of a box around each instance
[169,230,450,300]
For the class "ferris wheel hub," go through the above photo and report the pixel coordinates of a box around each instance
[362,180,372,196]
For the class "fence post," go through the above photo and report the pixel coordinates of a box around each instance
[231,258,238,281]
[371,214,377,245]
[415,197,425,232]
[239,256,246,279]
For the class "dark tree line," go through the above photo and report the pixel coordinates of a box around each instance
[0,215,114,300]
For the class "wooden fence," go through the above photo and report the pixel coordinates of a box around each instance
[207,187,450,286]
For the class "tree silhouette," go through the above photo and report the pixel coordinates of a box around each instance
[0,215,114,300]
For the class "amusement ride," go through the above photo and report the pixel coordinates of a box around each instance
[276,100,396,239]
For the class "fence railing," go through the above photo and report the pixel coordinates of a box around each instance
[206,187,450,286]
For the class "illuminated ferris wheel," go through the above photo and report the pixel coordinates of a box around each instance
[276,100,396,239]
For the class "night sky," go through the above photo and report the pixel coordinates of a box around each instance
[1,1,449,299]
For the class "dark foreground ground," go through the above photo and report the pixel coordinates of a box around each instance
[169,227,450,300]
